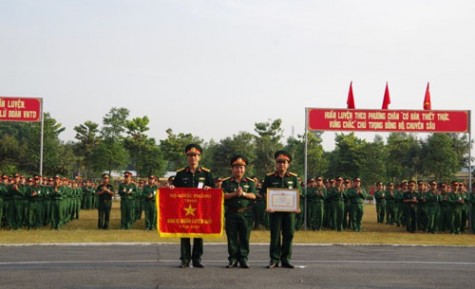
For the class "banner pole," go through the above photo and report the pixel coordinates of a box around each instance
[304,108,309,230]
[39,98,44,176]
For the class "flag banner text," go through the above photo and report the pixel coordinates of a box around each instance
[0,97,42,122]
[157,188,223,238]
[307,108,469,133]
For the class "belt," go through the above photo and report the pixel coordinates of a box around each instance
[229,207,250,213]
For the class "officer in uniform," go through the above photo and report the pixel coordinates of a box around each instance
[171,144,214,268]
[118,171,137,229]
[385,182,397,225]
[328,177,346,231]
[142,175,158,230]
[222,155,256,268]
[307,177,326,230]
[261,150,301,269]
[96,173,115,229]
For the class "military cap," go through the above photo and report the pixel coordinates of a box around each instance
[13,173,20,178]
[376,181,383,185]
[329,178,335,183]
[27,177,34,182]
[401,180,408,184]
[230,154,248,166]
[101,173,110,179]
[185,143,202,155]
[148,175,156,180]
[408,180,416,184]
[336,177,343,181]
[2,174,8,180]
[316,176,323,181]
[274,150,292,162]
[429,180,437,185]
[123,171,132,176]
[451,180,459,185]
[354,177,361,182]
[387,182,394,186]
[307,178,315,184]
[47,177,53,182]
[344,179,351,183]
[417,180,425,185]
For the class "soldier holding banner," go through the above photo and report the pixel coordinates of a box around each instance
[171,144,214,268]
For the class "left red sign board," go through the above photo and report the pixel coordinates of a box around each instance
[0,97,42,122]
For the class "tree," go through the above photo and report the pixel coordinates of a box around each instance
[253,119,283,177]
[90,141,129,176]
[386,133,421,182]
[358,135,387,185]
[326,133,366,179]
[74,121,101,178]
[101,107,129,140]
[421,133,460,180]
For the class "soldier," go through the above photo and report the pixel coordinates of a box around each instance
[222,155,256,268]
[439,182,451,232]
[118,171,137,229]
[346,177,368,232]
[50,175,65,230]
[417,181,427,232]
[396,180,408,227]
[142,175,158,231]
[374,182,386,224]
[8,173,25,229]
[328,177,346,231]
[403,180,419,233]
[307,177,326,231]
[28,177,42,229]
[422,180,439,233]
[448,181,464,234]
[96,173,115,230]
[170,144,214,268]
[385,182,397,225]
[261,150,301,269]
[323,179,334,229]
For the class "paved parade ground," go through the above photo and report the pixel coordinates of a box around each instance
[0,243,474,289]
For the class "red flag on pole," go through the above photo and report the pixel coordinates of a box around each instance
[382,82,391,109]
[347,82,355,109]
[423,82,431,110]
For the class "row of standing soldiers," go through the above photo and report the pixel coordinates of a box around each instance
[373,179,474,234]
[0,174,82,230]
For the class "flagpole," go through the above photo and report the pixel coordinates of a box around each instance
[304,107,309,231]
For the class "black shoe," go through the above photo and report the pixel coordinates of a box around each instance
[267,262,279,268]
[226,261,238,268]
[179,262,190,268]
[192,261,204,268]
[281,262,295,269]
[239,260,249,269]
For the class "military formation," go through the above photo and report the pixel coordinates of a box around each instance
[372,179,474,234]
[1,143,474,270]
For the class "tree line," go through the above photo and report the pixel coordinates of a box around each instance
[0,107,471,185]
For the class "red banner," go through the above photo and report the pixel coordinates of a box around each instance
[307,108,469,133]
[0,96,42,122]
[157,188,223,238]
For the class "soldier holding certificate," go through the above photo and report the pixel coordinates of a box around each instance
[261,150,301,269]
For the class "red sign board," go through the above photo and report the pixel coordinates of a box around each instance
[0,96,42,122]
[307,108,469,133]
[157,188,223,238]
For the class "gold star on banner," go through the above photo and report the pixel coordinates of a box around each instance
[184,204,196,216]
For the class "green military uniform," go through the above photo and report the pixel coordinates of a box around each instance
[27,182,42,229]
[142,179,158,231]
[448,191,465,234]
[384,183,397,225]
[403,182,419,233]
[374,183,386,224]
[439,187,451,232]
[50,178,66,230]
[470,192,475,234]
[8,177,26,229]
[327,178,346,231]
[0,179,6,228]
[421,182,439,233]
[96,175,115,230]
[118,173,138,229]
[346,178,368,232]
[222,164,256,268]
[261,150,301,269]
[173,165,214,267]
[307,180,326,231]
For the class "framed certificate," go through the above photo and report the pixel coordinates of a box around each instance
[266,188,300,212]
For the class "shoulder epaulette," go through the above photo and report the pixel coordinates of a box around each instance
[221,177,231,181]
[246,177,255,182]
[201,167,210,172]
[267,172,275,176]
[176,167,186,172]
[289,172,298,177]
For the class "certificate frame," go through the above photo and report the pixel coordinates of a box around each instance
[266,188,300,212]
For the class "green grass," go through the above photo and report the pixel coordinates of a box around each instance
[0,202,474,246]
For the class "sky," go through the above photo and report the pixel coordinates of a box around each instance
[1,0,474,152]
